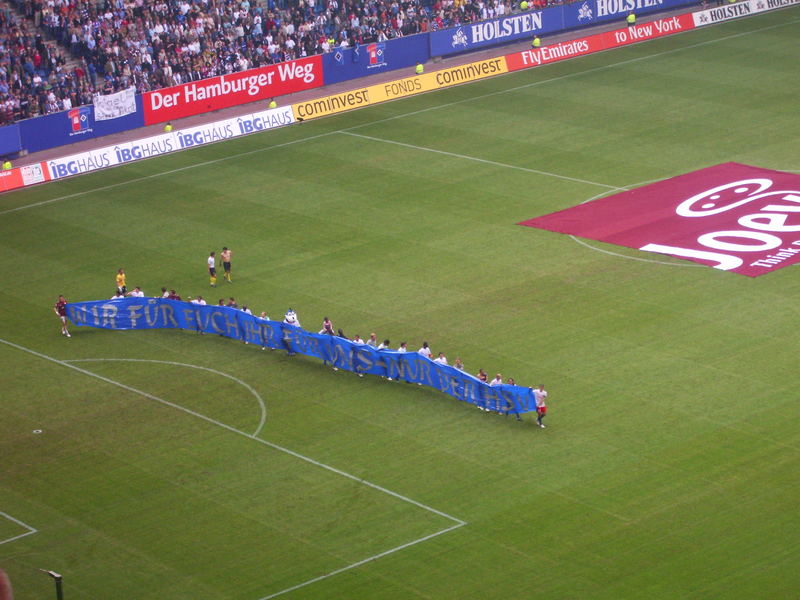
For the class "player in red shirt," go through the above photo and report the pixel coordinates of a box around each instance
[54,295,70,337]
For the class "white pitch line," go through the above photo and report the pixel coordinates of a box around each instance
[1,337,466,596]
[568,185,703,268]
[259,521,465,600]
[0,131,337,217]
[64,358,268,437]
[343,17,800,132]
[1,18,794,217]
[340,130,624,191]
[0,511,38,546]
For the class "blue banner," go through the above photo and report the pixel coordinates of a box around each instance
[0,123,22,156]
[18,96,145,154]
[323,35,430,85]
[429,0,696,56]
[67,298,536,414]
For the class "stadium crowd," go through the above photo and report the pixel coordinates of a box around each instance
[1,0,571,124]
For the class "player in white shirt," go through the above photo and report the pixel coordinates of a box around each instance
[207,251,217,287]
[433,352,448,365]
[110,291,125,300]
[418,341,432,358]
[241,305,252,315]
[533,385,548,428]
[489,374,503,386]
[190,295,207,305]
[351,334,365,345]
[377,339,391,350]
[127,286,145,297]
[366,333,378,348]
[397,341,407,352]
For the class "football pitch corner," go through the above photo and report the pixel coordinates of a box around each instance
[0,337,467,599]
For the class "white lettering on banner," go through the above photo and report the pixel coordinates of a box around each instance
[184,73,274,105]
[652,15,683,33]
[145,64,317,111]
[641,179,800,271]
[276,61,317,84]
[596,0,663,18]
[236,107,294,134]
[177,120,237,149]
[48,149,115,179]
[43,107,295,182]
[472,12,543,43]
[519,39,591,65]
[114,134,176,163]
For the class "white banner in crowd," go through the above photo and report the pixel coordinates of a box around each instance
[93,87,137,121]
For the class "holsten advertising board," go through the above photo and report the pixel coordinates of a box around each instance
[429,0,696,56]
[142,56,323,124]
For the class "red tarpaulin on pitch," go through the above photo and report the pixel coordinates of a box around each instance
[519,163,800,277]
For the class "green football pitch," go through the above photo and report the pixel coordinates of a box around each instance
[2,9,799,599]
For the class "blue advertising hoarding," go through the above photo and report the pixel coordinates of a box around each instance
[0,123,22,156]
[17,95,145,154]
[66,298,537,414]
[561,0,696,30]
[429,0,696,56]
[323,35,430,85]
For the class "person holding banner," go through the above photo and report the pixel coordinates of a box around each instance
[54,295,70,337]
[533,384,548,428]
[115,268,127,294]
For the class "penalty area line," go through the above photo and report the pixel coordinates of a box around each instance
[259,521,465,600]
[0,337,467,595]
[0,511,38,546]
[64,357,268,437]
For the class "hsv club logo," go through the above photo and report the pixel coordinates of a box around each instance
[519,163,800,277]
[68,107,92,134]
[366,43,387,68]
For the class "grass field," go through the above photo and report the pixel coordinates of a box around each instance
[2,9,799,599]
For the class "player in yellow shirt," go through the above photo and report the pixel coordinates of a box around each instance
[115,268,127,294]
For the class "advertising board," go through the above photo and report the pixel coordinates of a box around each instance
[142,56,323,125]
[323,35,430,85]
[17,96,146,154]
